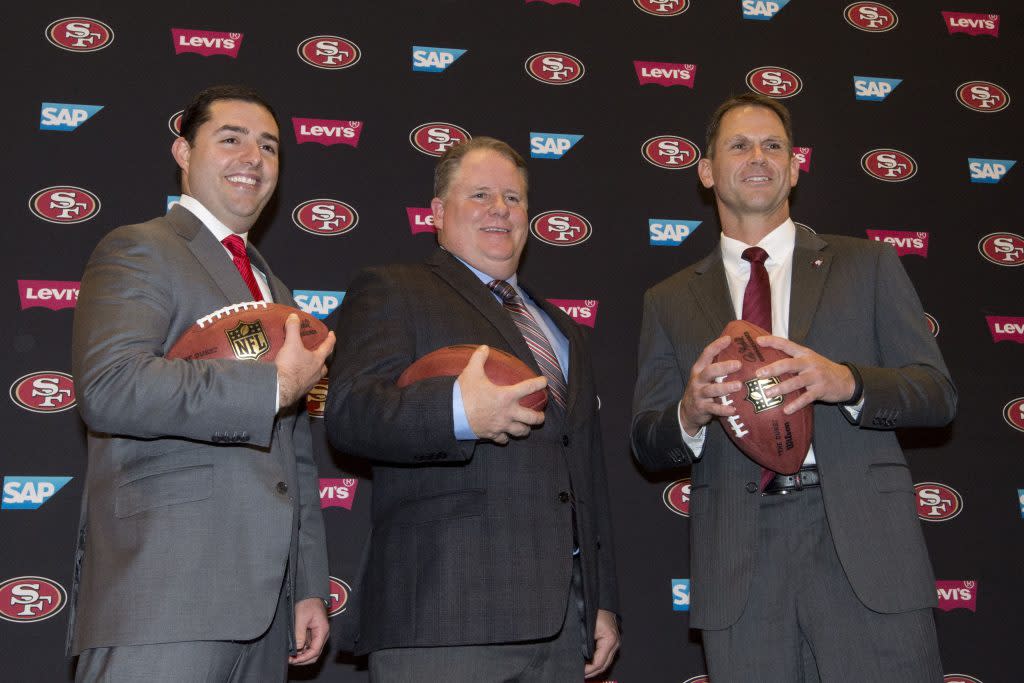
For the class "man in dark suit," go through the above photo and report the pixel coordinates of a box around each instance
[325,137,619,681]
[68,85,334,681]
[631,93,956,681]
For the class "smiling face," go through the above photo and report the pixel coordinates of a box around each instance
[697,104,799,240]
[431,148,529,280]
[171,99,280,233]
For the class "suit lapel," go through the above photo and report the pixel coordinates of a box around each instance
[247,242,291,304]
[788,227,831,344]
[689,247,737,334]
[168,205,253,304]
[531,293,585,421]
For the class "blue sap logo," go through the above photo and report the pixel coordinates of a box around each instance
[293,290,346,319]
[741,0,789,20]
[968,158,1016,184]
[2,476,72,509]
[672,578,691,611]
[39,103,103,131]
[854,77,902,101]
[412,46,467,72]
[530,133,583,159]
[650,219,701,246]
[167,195,181,213]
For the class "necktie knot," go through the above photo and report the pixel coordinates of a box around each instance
[742,246,769,266]
[487,279,518,304]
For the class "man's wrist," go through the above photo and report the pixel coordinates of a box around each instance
[838,362,863,406]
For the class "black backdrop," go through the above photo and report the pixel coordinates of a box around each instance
[2,2,1022,682]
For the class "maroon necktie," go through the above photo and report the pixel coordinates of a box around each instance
[222,235,264,302]
[741,247,778,486]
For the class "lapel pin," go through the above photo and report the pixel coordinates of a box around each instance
[813,258,823,269]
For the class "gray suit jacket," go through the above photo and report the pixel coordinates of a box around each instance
[324,248,619,655]
[67,205,329,654]
[631,228,956,630]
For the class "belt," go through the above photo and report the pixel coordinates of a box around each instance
[762,466,820,495]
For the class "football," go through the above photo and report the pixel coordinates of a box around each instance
[166,301,330,362]
[397,344,549,411]
[713,320,813,475]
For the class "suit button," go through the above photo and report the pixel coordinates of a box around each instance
[558,491,571,503]
[239,432,249,442]
[562,435,570,447]
[276,482,288,495]
[745,482,758,493]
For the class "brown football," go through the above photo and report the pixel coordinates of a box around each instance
[713,320,813,475]
[166,301,329,362]
[397,344,549,411]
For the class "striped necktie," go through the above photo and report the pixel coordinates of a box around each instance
[222,235,264,302]
[741,246,780,486]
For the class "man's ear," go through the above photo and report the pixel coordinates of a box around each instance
[697,157,715,189]
[171,137,191,174]
[430,196,445,232]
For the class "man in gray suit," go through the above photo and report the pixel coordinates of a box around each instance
[325,137,619,681]
[68,85,334,681]
[631,93,956,681]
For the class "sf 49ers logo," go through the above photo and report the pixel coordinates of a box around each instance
[860,149,917,182]
[328,577,351,617]
[307,378,328,418]
[29,186,101,224]
[45,17,114,52]
[292,199,359,237]
[0,577,67,623]
[915,482,964,522]
[642,135,700,169]
[525,52,585,85]
[226,321,270,361]
[924,313,940,337]
[409,122,471,157]
[746,66,803,98]
[530,211,592,246]
[944,675,984,683]
[844,3,898,32]
[168,110,183,136]
[634,0,689,16]
[663,478,691,517]
[297,35,361,70]
[9,371,76,413]
[1003,397,1024,433]
[955,81,1010,113]
[977,232,1024,266]
[682,676,710,683]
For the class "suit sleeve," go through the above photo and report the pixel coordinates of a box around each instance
[291,403,330,603]
[324,267,474,463]
[72,225,278,446]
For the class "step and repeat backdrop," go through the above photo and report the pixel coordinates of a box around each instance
[2,2,1021,681]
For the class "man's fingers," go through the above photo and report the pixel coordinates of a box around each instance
[465,344,490,373]
[694,335,734,373]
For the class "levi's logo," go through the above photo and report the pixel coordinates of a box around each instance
[406,208,435,234]
[171,28,243,57]
[319,478,358,510]
[634,61,696,87]
[18,280,80,310]
[987,316,1024,343]
[547,299,599,328]
[936,580,977,611]
[942,11,999,37]
[794,147,812,172]
[292,118,362,147]
[865,230,929,257]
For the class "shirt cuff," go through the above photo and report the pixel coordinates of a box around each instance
[842,394,865,421]
[452,380,477,441]
[677,400,706,459]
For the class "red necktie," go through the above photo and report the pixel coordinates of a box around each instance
[222,235,264,302]
[741,247,778,486]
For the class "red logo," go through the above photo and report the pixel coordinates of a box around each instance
[168,110,183,136]
[794,146,812,172]
[409,122,471,157]
[977,232,1024,266]
[307,378,328,418]
[292,199,359,237]
[936,580,977,612]
[844,3,898,32]
[915,482,964,522]
[662,478,691,517]
[29,186,101,224]
[866,230,929,257]
[634,0,689,16]
[942,12,999,37]
[642,135,700,169]
[328,577,351,617]
[525,52,585,85]
[955,81,1010,113]
[297,36,361,70]
[682,677,710,683]
[987,316,1024,344]
[18,280,80,311]
[634,61,696,88]
[944,675,984,683]
[924,313,940,337]
[530,211,592,246]
[320,478,359,510]
[407,207,436,234]
[9,372,76,413]
[171,28,243,58]
[292,118,362,147]
[1003,397,1024,433]
[0,577,67,623]
[45,17,114,52]
[548,299,599,328]
[746,66,803,98]
[860,149,917,182]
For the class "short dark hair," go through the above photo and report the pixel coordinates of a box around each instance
[178,85,278,145]
[705,93,794,157]
[433,137,529,199]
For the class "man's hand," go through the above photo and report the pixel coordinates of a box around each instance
[276,314,335,408]
[756,335,856,413]
[289,597,329,666]
[584,609,620,679]
[459,345,547,445]
[677,335,743,436]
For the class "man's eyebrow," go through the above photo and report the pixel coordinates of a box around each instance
[214,124,280,145]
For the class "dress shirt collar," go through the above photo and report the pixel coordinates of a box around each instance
[176,194,251,246]
[719,218,796,268]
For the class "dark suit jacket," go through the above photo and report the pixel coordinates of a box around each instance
[631,228,956,630]
[67,205,329,653]
[325,248,618,655]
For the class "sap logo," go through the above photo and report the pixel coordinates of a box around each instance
[935,580,977,612]
[171,28,243,58]
[39,103,103,132]
[319,477,358,510]
[530,133,583,159]
[987,316,1024,343]
[865,230,928,257]
[2,477,72,510]
[742,0,790,20]
[412,46,466,72]
[1019,488,1024,517]
[18,280,80,311]
[167,195,181,212]
[650,219,701,246]
[854,76,902,101]
[968,158,1015,183]
[293,291,345,320]
[547,299,599,328]
[672,578,690,611]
